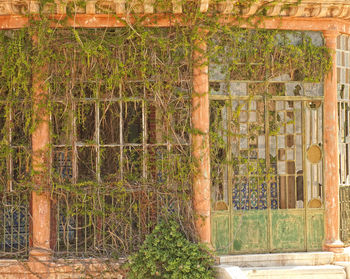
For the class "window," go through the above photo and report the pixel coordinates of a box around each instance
[51,80,191,256]
[0,27,193,258]
[0,101,30,257]
[337,34,350,244]
[337,35,350,185]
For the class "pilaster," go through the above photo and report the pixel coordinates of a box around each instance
[29,35,53,261]
[323,30,344,253]
[192,33,211,244]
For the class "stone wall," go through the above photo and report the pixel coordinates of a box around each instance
[0,259,126,279]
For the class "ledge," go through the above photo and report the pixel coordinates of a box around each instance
[0,0,350,19]
[0,258,125,279]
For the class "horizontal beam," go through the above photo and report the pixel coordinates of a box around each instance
[0,14,185,29]
[1,14,350,34]
[244,17,348,33]
[221,17,350,34]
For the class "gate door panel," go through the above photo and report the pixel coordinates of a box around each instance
[271,210,305,252]
[212,212,230,254]
[211,95,324,254]
[232,210,268,253]
[307,210,324,251]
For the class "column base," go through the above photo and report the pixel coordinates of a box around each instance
[29,247,53,262]
[323,240,344,253]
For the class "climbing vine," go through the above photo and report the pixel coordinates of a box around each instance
[0,0,332,277]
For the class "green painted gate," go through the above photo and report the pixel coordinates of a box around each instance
[212,209,324,254]
[210,94,325,254]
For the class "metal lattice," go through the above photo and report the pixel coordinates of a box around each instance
[52,82,191,256]
[210,31,326,254]
[336,34,350,245]
[337,35,350,186]
[340,186,350,245]
[0,104,30,258]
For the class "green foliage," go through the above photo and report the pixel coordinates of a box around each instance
[0,29,31,98]
[0,0,334,262]
[127,219,215,279]
[208,29,332,82]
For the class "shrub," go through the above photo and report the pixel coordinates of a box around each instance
[127,219,215,279]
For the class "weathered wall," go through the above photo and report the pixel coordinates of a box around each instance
[0,259,125,279]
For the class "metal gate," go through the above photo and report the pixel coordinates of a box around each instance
[337,34,350,246]
[210,93,325,254]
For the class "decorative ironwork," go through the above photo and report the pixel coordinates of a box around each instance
[340,186,350,244]
[52,82,191,256]
[210,31,325,254]
[337,34,350,245]
[0,104,30,258]
[337,34,350,186]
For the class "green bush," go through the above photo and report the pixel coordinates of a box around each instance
[127,219,215,279]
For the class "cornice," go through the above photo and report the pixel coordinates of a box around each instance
[0,0,349,18]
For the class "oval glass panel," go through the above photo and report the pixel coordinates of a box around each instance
[307,100,321,109]
[214,201,228,211]
[308,198,322,208]
[306,144,322,164]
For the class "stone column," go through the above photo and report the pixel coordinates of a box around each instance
[192,34,211,244]
[29,36,52,261]
[323,30,344,252]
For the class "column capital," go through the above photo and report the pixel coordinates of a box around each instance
[323,30,339,39]
[323,30,339,49]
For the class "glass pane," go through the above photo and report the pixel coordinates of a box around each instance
[123,147,143,182]
[77,147,96,182]
[101,147,120,182]
[123,102,142,144]
[53,148,73,183]
[52,102,72,145]
[12,107,30,146]
[77,102,95,142]
[100,102,120,144]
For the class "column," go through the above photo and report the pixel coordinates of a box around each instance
[29,36,52,261]
[192,34,211,244]
[323,30,343,252]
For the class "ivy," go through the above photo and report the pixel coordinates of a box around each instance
[208,29,331,82]
[0,2,333,278]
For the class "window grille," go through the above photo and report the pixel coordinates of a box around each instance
[210,95,323,211]
[0,102,30,258]
[210,31,325,212]
[209,30,326,254]
[337,35,350,186]
[337,34,350,244]
[52,82,191,257]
